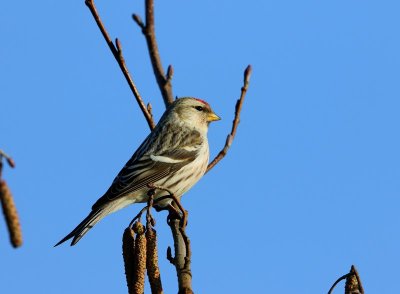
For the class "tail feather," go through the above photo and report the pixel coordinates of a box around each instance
[54,208,105,247]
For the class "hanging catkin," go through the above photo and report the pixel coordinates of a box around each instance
[146,227,163,293]
[122,227,136,294]
[0,180,22,248]
[133,222,146,294]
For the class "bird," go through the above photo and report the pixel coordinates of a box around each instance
[55,97,220,246]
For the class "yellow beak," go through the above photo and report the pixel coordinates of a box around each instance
[207,112,221,122]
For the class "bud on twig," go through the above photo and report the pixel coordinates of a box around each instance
[0,180,23,248]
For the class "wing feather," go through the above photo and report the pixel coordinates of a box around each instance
[92,125,203,210]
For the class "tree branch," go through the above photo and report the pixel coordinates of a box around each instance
[144,185,193,293]
[206,65,252,173]
[133,0,174,108]
[168,216,193,294]
[85,0,156,130]
[85,1,250,293]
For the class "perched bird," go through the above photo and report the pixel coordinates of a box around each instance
[55,97,220,246]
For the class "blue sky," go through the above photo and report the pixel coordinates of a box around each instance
[1,0,400,293]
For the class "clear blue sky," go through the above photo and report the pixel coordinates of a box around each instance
[1,1,399,293]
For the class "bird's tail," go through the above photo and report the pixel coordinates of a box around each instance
[54,208,107,247]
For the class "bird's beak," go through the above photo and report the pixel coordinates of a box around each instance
[207,112,221,122]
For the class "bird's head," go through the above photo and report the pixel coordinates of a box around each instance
[170,97,221,131]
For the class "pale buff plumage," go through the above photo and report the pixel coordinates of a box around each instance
[55,97,220,246]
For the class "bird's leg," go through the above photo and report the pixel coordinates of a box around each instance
[166,203,182,223]
[146,183,187,228]
[170,201,188,229]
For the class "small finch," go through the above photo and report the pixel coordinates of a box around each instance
[55,97,220,246]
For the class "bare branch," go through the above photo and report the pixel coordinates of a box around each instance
[142,184,193,293]
[133,0,174,107]
[328,273,351,294]
[206,65,252,173]
[168,217,193,294]
[85,0,156,130]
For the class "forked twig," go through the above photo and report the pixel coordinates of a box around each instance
[133,0,174,107]
[0,150,15,179]
[0,150,15,169]
[206,65,252,173]
[85,0,156,130]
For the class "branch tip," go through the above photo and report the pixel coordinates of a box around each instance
[167,246,174,264]
[147,102,153,117]
[132,14,145,30]
[85,0,155,130]
[84,0,92,8]
[115,38,122,52]
[206,66,252,173]
[166,65,174,82]
[244,64,252,84]
[0,150,15,169]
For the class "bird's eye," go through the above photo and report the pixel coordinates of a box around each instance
[194,106,204,111]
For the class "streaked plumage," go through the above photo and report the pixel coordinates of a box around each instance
[55,97,220,246]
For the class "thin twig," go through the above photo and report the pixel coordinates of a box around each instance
[133,0,174,107]
[206,65,252,173]
[328,273,351,294]
[0,149,15,179]
[0,150,15,170]
[85,0,156,130]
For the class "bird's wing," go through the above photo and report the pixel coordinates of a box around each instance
[92,129,202,210]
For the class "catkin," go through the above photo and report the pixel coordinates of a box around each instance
[133,222,146,294]
[146,227,163,294]
[122,227,136,294]
[0,180,22,248]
